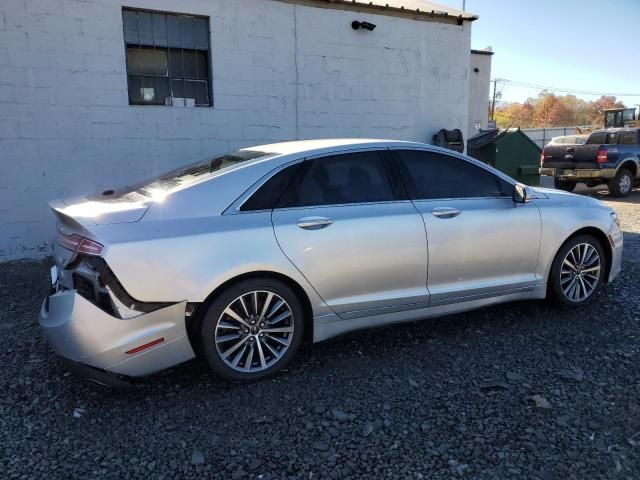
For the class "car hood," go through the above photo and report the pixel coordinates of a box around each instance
[531,187,603,207]
[49,195,152,226]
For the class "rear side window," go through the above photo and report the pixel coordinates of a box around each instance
[586,132,606,145]
[278,151,395,208]
[394,150,509,200]
[240,163,302,211]
[618,131,638,145]
[605,132,619,144]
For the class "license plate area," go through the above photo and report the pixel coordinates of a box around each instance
[561,169,576,176]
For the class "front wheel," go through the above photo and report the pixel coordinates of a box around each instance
[554,178,576,192]
[549,235,606,307]
[608,168,633,197]
[200,278,304,382]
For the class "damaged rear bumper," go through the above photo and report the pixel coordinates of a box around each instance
[39,289,195,378]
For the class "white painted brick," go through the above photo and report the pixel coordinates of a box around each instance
[14,85,54,104]
[0,85,15,102]
[26,30,65,51]
[25,0,63,16]
[0,119,19,138]
[48,51,86,71]
[83,53,125,73]
[8,47,48,67]
[0,28,28,47]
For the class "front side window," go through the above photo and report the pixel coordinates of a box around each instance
[394,150,509,200]
[618,131,638,145]
[123,8,211,106]
[278,151,395,208]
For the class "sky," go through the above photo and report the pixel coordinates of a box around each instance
[437,0,640,108]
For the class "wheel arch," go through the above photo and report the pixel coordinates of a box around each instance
[617,159,638,177]
[186,271,315,357]
[556,226,613,282]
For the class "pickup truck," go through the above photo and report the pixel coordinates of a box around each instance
[539,128,640,197]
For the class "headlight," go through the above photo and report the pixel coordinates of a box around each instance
[611,212,621,227]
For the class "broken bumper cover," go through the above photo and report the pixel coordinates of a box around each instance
[39,290,195,378]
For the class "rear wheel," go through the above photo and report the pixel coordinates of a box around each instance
[549,234,605,307]
[608,168,633,197]
[200,278,304,382]
[554,178,576,192]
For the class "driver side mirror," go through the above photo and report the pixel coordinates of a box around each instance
[513,184,531,203]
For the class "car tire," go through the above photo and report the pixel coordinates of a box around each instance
[554,178,576,192]
[608,168,633,197]
[549,234,606,308]
[200,278,304,382]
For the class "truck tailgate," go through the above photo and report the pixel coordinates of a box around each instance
[541,144,600,169]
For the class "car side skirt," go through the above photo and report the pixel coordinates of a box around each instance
[312,285,547,343]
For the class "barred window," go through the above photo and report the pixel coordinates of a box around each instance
[122,8,212,107]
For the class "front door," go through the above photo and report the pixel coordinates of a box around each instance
[272,150,429,317]
[392,148,542,305]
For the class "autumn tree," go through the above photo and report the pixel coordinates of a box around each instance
[532,94,573,127]
[492,93,626,128]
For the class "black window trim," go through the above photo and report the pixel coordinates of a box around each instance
[122,6,214,108]
[388,147,516,202]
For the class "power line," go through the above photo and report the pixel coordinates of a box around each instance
[491,78,640,97]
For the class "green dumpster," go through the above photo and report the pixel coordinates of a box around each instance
[467,128,542,185]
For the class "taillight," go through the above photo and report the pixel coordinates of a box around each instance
[540,148,546,165]
[597,148,608,164]
[56,232,104,256]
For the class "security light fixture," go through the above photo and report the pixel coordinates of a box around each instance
[352,21,376,31]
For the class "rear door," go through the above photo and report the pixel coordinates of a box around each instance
[271,149,429,318]
[391,148,541,305]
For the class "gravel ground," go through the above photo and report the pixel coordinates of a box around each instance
[1,189,639,480]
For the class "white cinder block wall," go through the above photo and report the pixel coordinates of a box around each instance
[0,0,472,260]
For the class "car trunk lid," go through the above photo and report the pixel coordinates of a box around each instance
[49,195,151,269]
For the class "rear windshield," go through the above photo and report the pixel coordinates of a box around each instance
[94,149,275,201]
[586,132,606,145]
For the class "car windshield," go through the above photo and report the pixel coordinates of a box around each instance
[93,149,275,201]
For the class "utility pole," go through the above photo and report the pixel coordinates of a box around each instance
[462,0,466,10]
[490,79,498,120]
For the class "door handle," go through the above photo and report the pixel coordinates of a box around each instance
[431,207,461,219]
[296,217,333,230]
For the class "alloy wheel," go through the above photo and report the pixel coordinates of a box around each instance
[214,290,294,372]
[559,243,601,302]
[619,173,632,195]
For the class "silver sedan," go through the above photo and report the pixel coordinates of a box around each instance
[40,139,623,384]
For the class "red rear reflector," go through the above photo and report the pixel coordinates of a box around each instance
[596,148,608,164]
[56,232,104,256]
[125,338,165,355]
[540,148,545,165]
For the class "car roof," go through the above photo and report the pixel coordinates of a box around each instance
[245,138,426,157]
